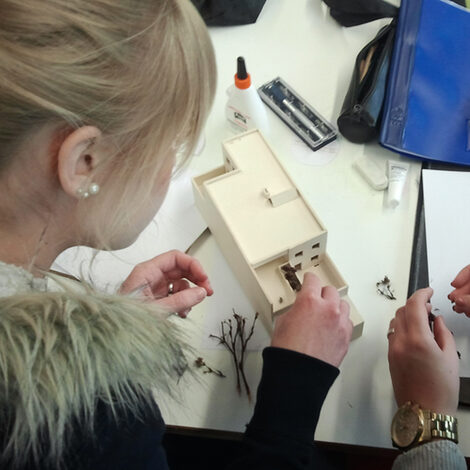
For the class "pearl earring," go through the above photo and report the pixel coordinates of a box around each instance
[76,182,100,199]
[88,183,100,195]
[76,187,89,199]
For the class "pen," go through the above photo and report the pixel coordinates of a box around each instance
[270,87,325,140]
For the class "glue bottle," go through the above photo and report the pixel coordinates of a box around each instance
[225,57,269,134]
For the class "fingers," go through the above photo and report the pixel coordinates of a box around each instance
[339,299,350,316]
[443,264,470,313]
[123,251,213,297]
[342,302,354,340]
[299,275,346,316]
[273,274,352,366]
[321,285,340,303]
[387,318,396,343]
[452,294,470,315]
[156,286,207,316]
[299,272,322,298]
[448,285,470,303]
[405,288,434,337]
[170,279,190,295]
[390,290,458,356]
[296,275,350,327]
[300,274,342,303]
[433,315,457,353]
[161,251,213,295]
[451,265,470,288]
[324,287,352,341]
[389,289,433,345]
[394,306,406,335]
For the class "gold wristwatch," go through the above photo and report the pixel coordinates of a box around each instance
[391,401,458,451]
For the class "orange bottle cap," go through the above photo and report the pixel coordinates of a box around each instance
[235,72,251,89]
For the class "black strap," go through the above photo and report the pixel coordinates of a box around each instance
[322,0,398,27]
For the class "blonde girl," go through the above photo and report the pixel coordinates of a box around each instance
[0,0,216,467]
[0,0,355,469]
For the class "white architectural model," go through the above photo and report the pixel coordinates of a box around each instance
[193,130,363,339]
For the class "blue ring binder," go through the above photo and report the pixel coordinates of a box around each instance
[380,0,470,165]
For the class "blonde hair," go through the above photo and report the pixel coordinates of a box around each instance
[0,0,216,247]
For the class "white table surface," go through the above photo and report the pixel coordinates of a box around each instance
[55,0,470,455]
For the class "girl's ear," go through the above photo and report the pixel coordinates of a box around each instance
[57,126,102,199]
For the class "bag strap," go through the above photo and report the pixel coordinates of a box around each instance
[322,0,398,27]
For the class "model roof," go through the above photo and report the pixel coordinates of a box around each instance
[202,131,325,267]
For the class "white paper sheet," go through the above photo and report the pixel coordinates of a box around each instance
[423,169,470,375]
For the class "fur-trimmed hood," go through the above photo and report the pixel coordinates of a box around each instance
[0,286,190,467]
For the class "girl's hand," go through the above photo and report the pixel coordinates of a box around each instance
[271,272,353,368]
[388,288,459,416]
[119,250,213,318]
[448,265,470,317]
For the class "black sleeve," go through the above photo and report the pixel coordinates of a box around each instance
[6,398,170,470]
[226,347,339,470]
[67,399,170,470]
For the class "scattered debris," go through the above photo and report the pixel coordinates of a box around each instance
[194,357,226,378]
[376,276,396,300]
[281,264,302,292]
[210,310,259,400]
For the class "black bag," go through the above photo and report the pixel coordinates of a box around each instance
[323,0,398,27]
[337,21,396,143]
[322,0,398,143]
[327,0,467,144]
[191,0,267,26]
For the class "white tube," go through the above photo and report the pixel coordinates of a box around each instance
[387,160,409,208]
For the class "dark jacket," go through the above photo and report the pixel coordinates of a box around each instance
[0,289,338,469]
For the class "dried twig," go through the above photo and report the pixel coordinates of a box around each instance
[210,310,259,400]
[376,275,396,300]
[194,357,226,378]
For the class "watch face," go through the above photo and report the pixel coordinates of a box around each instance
[392,406,422,448]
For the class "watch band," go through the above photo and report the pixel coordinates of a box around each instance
[391,402,460,451]
[423,410,459,443]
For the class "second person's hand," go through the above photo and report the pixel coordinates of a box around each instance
[388,288,459,416]
[448,264,470,317]
[271,272,353,368]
